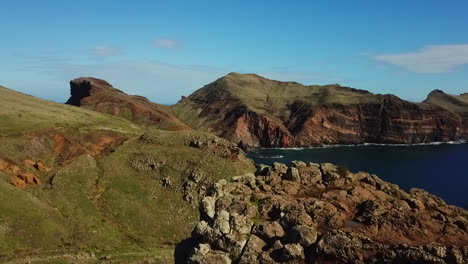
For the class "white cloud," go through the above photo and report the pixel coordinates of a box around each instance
[372,44,468,73]
[90,45,122,57]
[154,38,179,49]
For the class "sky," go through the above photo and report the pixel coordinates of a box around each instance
[1,0,468,104]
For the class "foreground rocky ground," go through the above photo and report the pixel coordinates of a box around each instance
[180,162,468,264]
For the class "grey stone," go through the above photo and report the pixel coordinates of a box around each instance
[200,196,216,220]
[284,167,300,183]
[213,210,231,235]
[284,224,318,247]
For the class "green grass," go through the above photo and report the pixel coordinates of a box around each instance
[220,73,379,109]
[0,175,70,253]
[0,86,141,136]
[0,85,255,263]
[2,247,173,264]
[172,72,381,129]
[0,130,253,255]
[424,90,468,119]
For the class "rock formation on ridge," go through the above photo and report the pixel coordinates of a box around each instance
[66,77,190,131]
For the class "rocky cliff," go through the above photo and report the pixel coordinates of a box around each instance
[172,73,468,147]
[180,162,468,264]
[66,77,190,131]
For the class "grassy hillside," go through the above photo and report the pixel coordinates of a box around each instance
[424,90,468,119]
[0,85,255,263]
[0,86,140,136]
[172,72,382,129]
[181,72,380,114]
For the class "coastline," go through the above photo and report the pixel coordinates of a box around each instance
[248,140,467,151]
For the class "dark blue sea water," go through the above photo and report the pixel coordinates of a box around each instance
[247,143,468,208]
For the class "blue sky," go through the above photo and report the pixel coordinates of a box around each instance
[1,0,468,103]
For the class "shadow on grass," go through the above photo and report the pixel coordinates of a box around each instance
[174,237,197,264]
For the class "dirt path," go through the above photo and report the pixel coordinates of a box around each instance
[0,248,173,264]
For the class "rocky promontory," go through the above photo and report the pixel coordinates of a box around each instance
[66,77,190,131]
[179,162,468,264]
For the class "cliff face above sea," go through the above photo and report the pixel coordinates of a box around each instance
[179,162,468,264]
[172,73,468,147]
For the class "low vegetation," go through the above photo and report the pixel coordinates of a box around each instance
[0,85,255,263]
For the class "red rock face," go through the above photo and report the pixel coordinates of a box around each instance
[293,98,466,146]
[66,77,190,131]
[173,74,468,147]
[222,108,293,148]
[177,98,468,147]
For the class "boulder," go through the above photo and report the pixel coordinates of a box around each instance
[284,225,317,247]
[321,163,341,182]
[188,243,231,264]
[200,196,216,220]
[252,221,285,242]
[283,167,300,183]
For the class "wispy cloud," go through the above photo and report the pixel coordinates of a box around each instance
[17,57,228,103]
[90,45,122,57]
[12,53,339,104]
[154,38,180,49]
[371,44,468,73]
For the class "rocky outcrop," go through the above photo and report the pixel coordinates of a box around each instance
[181,162,468,263]
[1,130,129,189]
[0,157,42,188]
[172,73,468,147]
[53,132,127,164]
[66,77,190,131]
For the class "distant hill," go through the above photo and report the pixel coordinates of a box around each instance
[172,73,468,147]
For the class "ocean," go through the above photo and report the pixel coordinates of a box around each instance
[247,142,468,208]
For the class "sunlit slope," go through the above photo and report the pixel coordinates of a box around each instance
[173,72,380,126]
[424,89,468,119]
[173,73,468,147]
[0,85,254,263]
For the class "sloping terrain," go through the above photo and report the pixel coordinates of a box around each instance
[0,85,254,263]
[172,73,468,147]
[66,78,190,131]
[424,89,468,119]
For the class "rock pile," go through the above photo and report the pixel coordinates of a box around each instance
[188,137,243,161]
[182,162,468,264]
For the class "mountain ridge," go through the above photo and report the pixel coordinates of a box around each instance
[172,73,468,147]
[66,77,191,131]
